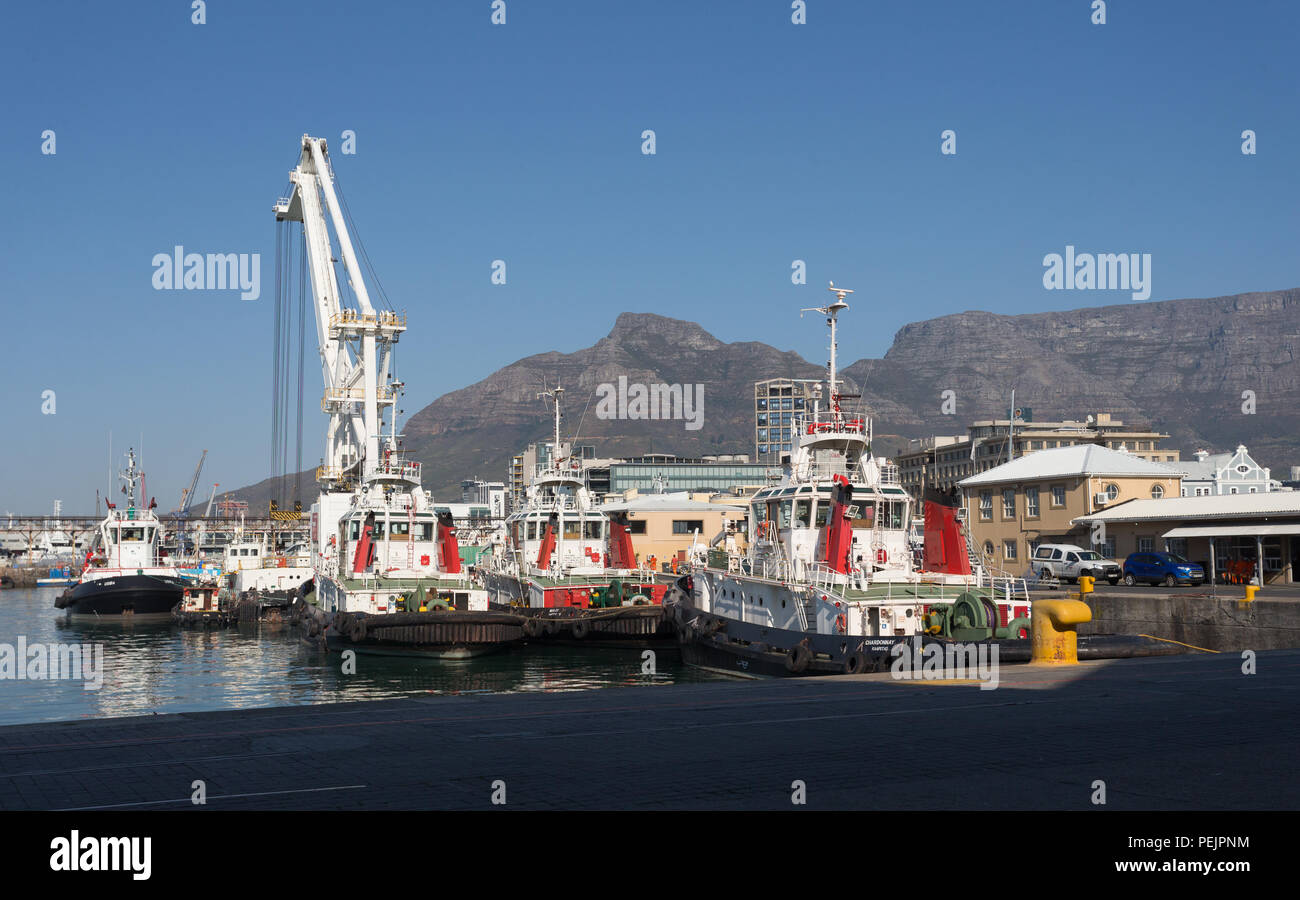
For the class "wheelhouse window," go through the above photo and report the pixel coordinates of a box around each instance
[583,520,604,540]
[778,501,792,529]
[563,520,581,539]
[793,499,811,528]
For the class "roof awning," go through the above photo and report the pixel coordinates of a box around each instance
[1162,524,1300,538]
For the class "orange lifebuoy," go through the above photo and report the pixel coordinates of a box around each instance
[835,614,847,633]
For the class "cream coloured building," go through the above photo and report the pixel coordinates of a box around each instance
[958,444,1182,570]
[599,491,748,572]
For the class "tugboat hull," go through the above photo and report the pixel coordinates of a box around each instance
[57,573,187,621]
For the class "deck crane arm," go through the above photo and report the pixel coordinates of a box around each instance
[273,135,403,487]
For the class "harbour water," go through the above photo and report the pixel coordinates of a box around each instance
[0,588,725,727]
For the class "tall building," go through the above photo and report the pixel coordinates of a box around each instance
[754,378,819,464]
[898,413,1176,500]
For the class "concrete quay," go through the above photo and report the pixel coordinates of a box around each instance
[1,650,1296,811]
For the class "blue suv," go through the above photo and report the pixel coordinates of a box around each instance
[1122,552,1205,587]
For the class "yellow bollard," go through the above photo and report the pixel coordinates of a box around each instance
[1076,575,1094,599]
[1243,585,1259,603]
[1030,599,1093,664]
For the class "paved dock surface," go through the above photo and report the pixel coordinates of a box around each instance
[1,650,1297,810]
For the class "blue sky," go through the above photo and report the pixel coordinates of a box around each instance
[2,0,1297,511]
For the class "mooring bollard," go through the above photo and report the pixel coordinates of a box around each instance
[1242,585,1259,603]
[1076,575,1095,599]
[1031,599,1093,665]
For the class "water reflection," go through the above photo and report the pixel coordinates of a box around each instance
[1,589,720,726]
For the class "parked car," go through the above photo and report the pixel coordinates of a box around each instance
[1032,543,1122,584]
[1122,551,1205,587]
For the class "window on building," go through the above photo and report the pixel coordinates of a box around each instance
[626,520,646,535]
[1137,536,1154,553]
[983,541,995,558]
[1051,485,1066,507]
[1150,484,1164,499]
[980,492,993,521]
[1105,483,1119,501]
[672,520,704,535]
[1025,487,1039,517]
[1003,540,1017,560]
[1002,489,1016,519]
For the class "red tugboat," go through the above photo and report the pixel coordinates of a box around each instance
[481,386,670,643]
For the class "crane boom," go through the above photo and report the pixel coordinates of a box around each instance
[178,450,208,517]
[273,135,403,487]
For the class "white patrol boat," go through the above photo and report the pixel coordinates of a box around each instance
[55,449,188,621]
[671,284,1032,677]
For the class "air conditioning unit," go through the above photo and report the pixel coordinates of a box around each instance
[1094,492,1109,505]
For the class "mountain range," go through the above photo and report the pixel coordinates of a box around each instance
[228,287,1300,509]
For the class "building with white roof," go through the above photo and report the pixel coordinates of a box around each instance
[957,444,1184,571]
[1073,491,1300,585]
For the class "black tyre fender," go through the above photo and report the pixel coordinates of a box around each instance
[348,619,367,642]
[842,650,867,675]
[785,642,812,673]
[572,618,590,639]
[522,617,542,638]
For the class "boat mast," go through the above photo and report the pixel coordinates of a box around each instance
[540,385,565,467]
[803,282,853,424]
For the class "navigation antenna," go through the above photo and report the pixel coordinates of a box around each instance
[802,282,853,420]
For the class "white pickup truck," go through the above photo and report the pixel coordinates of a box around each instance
[1032,543,1122,585]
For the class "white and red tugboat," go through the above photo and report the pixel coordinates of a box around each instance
[273,134,521,658]
[482,386,670,643]
[669,284,1033,677]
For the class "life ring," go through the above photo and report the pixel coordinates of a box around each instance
[572,619,591,639]
[630,593,650,606]
[835,613,847,634]
[785,643,812,673]
[876,548,888,564]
